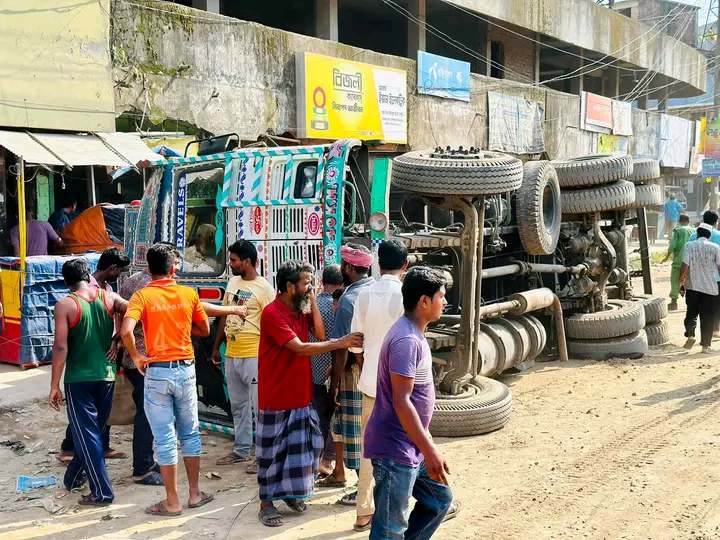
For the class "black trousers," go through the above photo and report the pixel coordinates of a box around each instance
[715,282,720,332]
[125,368,157,477]
[684,289,717,347]
[312,383,336,460]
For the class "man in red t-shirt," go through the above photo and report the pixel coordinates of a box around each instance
[256,260,362,528]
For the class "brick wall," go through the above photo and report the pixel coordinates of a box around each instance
[487,24,536,84]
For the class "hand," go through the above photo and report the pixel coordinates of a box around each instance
[232,305,248,319]
[341,332,363,349]
[211,348,222,366]
[424,444,450,485]
[132,354,150,375]
[49,387,64,411]
[106,340,120,362]
[330,382,340,408]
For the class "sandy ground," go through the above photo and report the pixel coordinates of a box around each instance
[2,261,720,539]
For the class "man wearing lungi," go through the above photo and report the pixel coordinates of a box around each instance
[257,260,363,527]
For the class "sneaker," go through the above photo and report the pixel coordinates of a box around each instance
[702,346,714,354]
[683,337,696,350]
[668,300,678,311]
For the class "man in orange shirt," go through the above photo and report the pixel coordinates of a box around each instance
[120,243,213,517]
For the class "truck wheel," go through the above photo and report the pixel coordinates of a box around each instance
[565,299,645,340]
[633,295,668,324]
[568,330,648,360]
[552,154,633,187]
[628,158,660,184]
[516,161,561,255]
[430,377,512,437]
[392,150,523,196]
[561,180,635,215]
[645,320,670,346]
[629,184,663,208]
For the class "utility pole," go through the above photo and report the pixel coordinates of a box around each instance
[712,1,720,211]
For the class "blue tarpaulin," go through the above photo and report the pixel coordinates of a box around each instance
[0,254,101,364]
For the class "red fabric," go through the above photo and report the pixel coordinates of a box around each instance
[258,298,312,411]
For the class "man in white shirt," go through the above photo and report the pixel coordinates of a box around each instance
[343,240,408,531]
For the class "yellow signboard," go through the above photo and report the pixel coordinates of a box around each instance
[296,52,407,144]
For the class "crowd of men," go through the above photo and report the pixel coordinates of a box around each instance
[49,239,459,538]
[664,210,720,354]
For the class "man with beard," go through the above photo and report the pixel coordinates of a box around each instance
[256,260,362,527]
[212,240,275,472]
[318,244,374,492]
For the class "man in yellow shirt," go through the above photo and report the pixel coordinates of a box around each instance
[212,240,275,470]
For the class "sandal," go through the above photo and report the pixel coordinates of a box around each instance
[134,471,164,486]
[245,461,258,475]
[353,517,373,532]
[337,491,357,506]
[56,451,74,465]
[145,500,182,516]
[216,453,251,466]
[104,448,127,460]
[284,499,307,513]
[443,500,462,522]
[78,494,112,507]
[188,491,214,509]
[315,474,347,488]
[259,505,283,527]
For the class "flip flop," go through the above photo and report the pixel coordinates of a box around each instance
[104,449,127,460]
[134,471,164,486]
[315,474,346,488]
[353,520,372,532]
[337,491,357,506]
[188,491,214,509]
[284,499,307,513]
[443,500,462,522]
[145,500,182,516]
[78,494,112,507]
[216,453,251,466]
[259,505,283,527]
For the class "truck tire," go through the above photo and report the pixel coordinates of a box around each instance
[568,330,649,360]
[561,180,635,215]
[645,320,670,346]
[430,377,512,437]
[633,296,668,324]
[565,299,645,340]
[392,150,523,196]
[629,184,663,208]
[628,158,660,184]
[516,161,562,255]
[552,154,633,188]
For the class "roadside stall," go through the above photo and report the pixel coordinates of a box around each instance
[0,130,163,367]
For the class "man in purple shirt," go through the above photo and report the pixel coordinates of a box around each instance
[10,211,62,256]
[364,266,454,540]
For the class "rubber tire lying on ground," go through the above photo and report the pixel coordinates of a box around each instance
[565,299,646,340]
[515,161,562,256]
[568,330,649,360]
[392,150,523,196]
[552,154,633,188]
[628,183,663,209]
[561,180,636,215]
[628,158,661,184]
[633,295,668,324]
[430,377,512,437]
[645,320,670,346]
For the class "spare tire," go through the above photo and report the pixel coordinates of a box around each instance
[633,296,668,324]
[568,330,648,360]
[430,377,512,437]
[628,158,661,184]
[552,154,633,188]
[565,299,646,340]
[392,150,523,196]
[629,183,663,208]
[645,320,670,346]
[561,180,636,215]
[516,161,561,255]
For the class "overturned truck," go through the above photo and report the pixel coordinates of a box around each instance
[127,138,664,438]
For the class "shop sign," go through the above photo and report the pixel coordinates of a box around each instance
[583,91,613,133]
[417,51,470,102]
[705,111,720,158]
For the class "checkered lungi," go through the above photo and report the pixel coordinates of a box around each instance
[332,364,362,471]
[256,405,322,502]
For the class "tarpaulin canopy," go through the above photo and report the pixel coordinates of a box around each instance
[0,130,166,167]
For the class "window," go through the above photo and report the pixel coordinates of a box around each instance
[293,161,319,199]
[177,167,226,275]
[490,41,505,79]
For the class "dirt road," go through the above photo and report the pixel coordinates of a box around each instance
[1,262,720,539]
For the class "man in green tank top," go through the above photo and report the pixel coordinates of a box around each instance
[49,258,128,506]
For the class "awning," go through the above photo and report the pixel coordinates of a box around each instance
[0,130,166,168]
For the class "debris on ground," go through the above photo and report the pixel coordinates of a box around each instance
[206,471,222,480]
[16,475,57,493]
[30,497,68,515]
[1,440,26,455]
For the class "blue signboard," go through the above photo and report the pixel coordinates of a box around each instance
[417,51,471,102]
[702,157,720,177]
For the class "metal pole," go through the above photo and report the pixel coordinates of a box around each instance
[17,157,26,275]
[636,207,653,295]
[90,167,97,206]
[712,4,720,212]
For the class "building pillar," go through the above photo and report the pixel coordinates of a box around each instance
[315,0,338,41]
[534,33,541,83]
[605,66,620,98]
[637,94,648,110]
[192,0,220,13]
[569,48,584,95]
[407,0,426,59]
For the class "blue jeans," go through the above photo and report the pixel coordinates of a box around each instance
[144,363,201,466]
[370,459,453,540]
